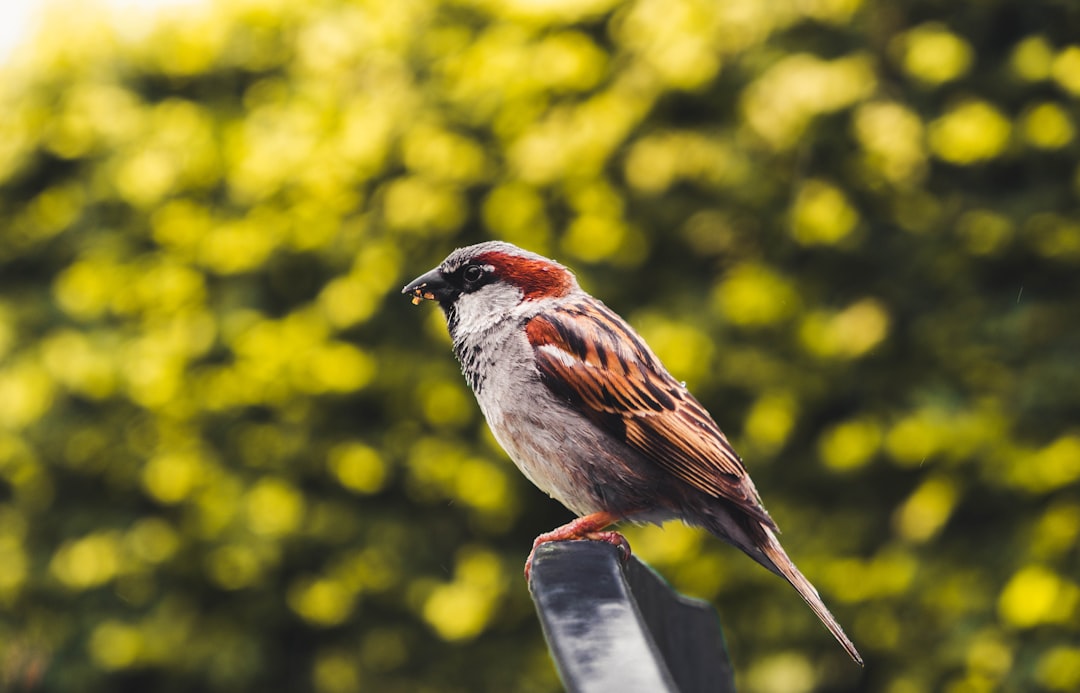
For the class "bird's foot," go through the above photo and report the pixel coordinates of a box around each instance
[524,511,627,581]
[582,530,631,563]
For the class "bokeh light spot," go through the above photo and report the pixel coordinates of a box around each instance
[299,342,376,394]
[560,214,628,263]
[482,182,552,253]
[1037,647,1080,692]
[1021,102,1074,150]
[885,408,948,467]
[142,451,206,505]
[246,478,305,537]
[402,124,488,184]
[1031,503,1080,560]
[1023,213,1080,261]
[1051,46,1080,95]
[419,380,474,428]
[422,548,504,642]
[712,263,799,327]
[624,523,703,565]
[533,31,607,91]
[895,23,973,85]
[328,443,388,495]
[824,548,917,602]
[125,518,180,565]
[51,532,123,590]
[313,650,362,693]
[198,215,282,274]
[853,100,926,185]
[0,534,28,601]
[819,417,882,471]
[1011,35,1054,81]
[89,621,142,670]
[956,209,1014,255]
[928,100,1012,164]
[382,177,466,236]
[1008,435,1080,494]
[454,458,512,515]
[0,359,55,430]
[799,299,890,359]
[288,577,355,627]
[744,391,798,453]
[205,544,263,591]
[790,179,859,245]
[742,53,875,149]
[745,652,816,693]
[965,631,1013,680]
[893,475,957,542]
[42,329,117,399]
[999,565,1079,628]
[633,314,714,387]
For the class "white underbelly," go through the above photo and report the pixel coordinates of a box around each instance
[478,394,602,517]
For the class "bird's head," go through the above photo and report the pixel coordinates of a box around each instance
[402,242,578,321]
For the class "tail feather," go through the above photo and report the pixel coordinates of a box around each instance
[758,530,864,666]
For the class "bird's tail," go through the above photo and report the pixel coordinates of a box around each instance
[757,529,864,666]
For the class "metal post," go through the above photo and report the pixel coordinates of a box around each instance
[529,541,737,693]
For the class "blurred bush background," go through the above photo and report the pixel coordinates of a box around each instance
[1,0,1078,691]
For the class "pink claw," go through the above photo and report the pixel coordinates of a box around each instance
[523,512,632,581]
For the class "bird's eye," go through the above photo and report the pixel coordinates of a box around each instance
[462,264,485,283]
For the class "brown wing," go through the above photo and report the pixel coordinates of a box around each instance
[526,298,776,529]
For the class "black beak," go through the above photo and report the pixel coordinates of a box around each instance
[402,268,455,305]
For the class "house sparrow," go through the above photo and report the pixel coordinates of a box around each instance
[403,241,862,665]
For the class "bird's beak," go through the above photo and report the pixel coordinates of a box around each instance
[402,268,453,305]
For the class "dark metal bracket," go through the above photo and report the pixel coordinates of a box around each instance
[529,541,737,693]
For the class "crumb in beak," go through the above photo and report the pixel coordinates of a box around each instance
[409,287,436,305]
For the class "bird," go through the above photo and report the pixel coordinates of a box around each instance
[402,241,862,665]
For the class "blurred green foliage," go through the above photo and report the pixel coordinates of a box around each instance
[1,0,1078,691]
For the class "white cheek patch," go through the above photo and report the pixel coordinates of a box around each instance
[454,283,524,335]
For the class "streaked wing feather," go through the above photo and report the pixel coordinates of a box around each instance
[526,300,773,526]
